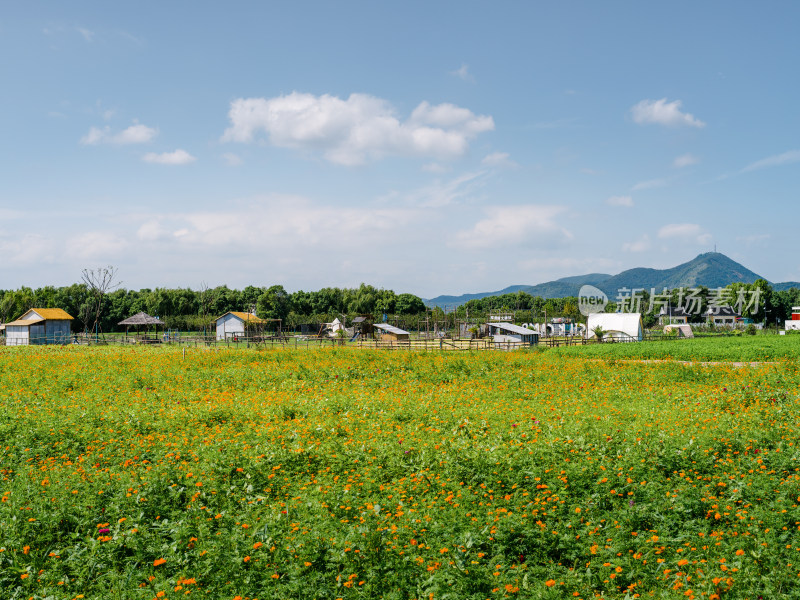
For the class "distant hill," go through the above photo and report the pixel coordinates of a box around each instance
[424,252,797,308]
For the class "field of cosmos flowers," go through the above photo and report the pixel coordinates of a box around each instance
[1,339,799,599]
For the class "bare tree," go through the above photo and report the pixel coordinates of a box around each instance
[198,281,211,337]
[81,265,121,340]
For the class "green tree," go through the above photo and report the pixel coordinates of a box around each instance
[395,293,425,315]
[257,285,290,321]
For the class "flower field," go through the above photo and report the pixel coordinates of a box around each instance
[1,345,799,599]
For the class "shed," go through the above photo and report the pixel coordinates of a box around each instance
[5,308,74,346]
[586,313,643,342]
[663,324,694,338]
[215,311,267,341]
[373,323,410,341]
[118,312,165,342]
[786,307,800,332]
[487,322,539,346]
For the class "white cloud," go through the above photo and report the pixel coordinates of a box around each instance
[673,153,699,168]
[143,196,421,250]
[450,63,475,83]
[66,231,129,260]
[632,178,666,191]
[422,162,448,174]
[736,233,770,246]
[742,150,800,172]
[0,233,57,266]
[77,27,94,42]
[80,122,158,145]
[142,149,196,165]
[450,205,572,250]
[517,256,618,273]
[221,92,494,166]
[136,220,172,242]
[658,223,712,245]
[481,152,517,168]
[622,235,650,253]
[222,152,243,166]
[607,195,633,207]
[381,171,486,208]
[630,98,706,128]
[0,209,25,220]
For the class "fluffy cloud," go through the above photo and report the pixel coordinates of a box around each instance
[0,233,57,266]
[65,231,129,260]
[142,149,196,165]
[607,195,633,207]
[135,196,420,251]
[450,205,572,250]
[673,153,699,168]
[622,235,650,253]
[658,223,712,245]
[742,149,800,172]
[221,92,494,166]
[630,98,705,128]
[81,122,158,145]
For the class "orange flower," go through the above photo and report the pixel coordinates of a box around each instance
[253,542,263,549]
[735,549,745,556]
[545,579,556,587]
[153,558,166,566]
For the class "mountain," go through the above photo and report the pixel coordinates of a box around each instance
[597,252,762,296]
[424,253,794,308]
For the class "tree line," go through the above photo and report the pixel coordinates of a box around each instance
[0,283,427,333]
[2,277,798,334]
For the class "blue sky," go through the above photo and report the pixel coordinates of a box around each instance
[2,2,799,297]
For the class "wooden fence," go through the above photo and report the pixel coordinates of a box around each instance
[2,330,681,351]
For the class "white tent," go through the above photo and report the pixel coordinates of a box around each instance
[586,313,643,341]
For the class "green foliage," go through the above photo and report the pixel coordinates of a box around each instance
[1,346,799,598]
[0,284,429,333]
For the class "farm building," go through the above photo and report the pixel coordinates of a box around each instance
[215,311,267,341]
[785,307,800,331]
[705,306,739,326]
[658,306,690,325]
[320,317,347,338]
[373,323,410,341]
[487,322,539,346]
[586,312,643,341]
[4,308,74,346]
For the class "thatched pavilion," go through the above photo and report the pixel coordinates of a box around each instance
[118,312,165,343]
